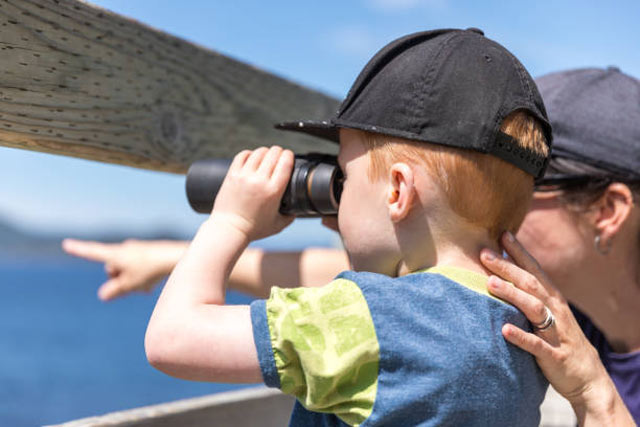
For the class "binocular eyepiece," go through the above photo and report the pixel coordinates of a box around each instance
[186,153,343,217]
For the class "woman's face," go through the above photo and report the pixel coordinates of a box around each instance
[516,191,593,297]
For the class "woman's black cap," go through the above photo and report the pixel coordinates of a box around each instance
[276,28,553,179]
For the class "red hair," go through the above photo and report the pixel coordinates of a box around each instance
[361,111,549,239]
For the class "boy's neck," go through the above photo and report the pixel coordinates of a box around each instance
[396,228,501,278]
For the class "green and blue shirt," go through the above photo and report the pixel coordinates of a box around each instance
[250,266,548,426]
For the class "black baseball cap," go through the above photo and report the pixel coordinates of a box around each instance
[536,67,640,182]
[276,28,553,178]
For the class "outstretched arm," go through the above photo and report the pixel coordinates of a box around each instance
[62,238,188,301]
[62,238,348,300]
[481,232,635,427]
[145,146,295,383]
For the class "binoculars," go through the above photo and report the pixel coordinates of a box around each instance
[186,153,343,217]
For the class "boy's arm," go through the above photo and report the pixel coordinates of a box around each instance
[145,146,295,383]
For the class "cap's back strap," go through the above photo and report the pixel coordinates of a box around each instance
[491,132,548,179]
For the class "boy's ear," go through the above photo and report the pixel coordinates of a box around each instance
[591,183,634,245]
[388,163,415,223]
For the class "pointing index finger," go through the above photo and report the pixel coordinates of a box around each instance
[62,239,114,262]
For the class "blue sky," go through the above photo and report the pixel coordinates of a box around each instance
[1,0,639,239]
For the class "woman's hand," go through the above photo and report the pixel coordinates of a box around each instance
[480,232,635,427]
[62,239,188,301]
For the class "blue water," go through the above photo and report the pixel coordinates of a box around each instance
[0,257,257,427]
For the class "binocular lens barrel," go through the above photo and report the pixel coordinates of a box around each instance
[186,154,343,217]
[185,158,232,215]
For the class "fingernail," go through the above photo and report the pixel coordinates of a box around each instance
[488,277,501,290]
[505,231,515,242]
[483,249,496,261]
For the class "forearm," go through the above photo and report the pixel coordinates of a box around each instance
[570,373,636,427]
[154,240,190,267]
[146,240,190,277]
[158,217,248,307]
[145,217,260,382]
[230,247,350,297]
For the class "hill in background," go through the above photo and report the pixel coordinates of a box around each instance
[0,217,189,258]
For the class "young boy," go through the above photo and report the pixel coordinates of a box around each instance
[145,28,552,426]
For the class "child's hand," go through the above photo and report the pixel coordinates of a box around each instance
[211,146,294,241]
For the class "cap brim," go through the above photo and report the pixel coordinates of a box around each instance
[275,120,339,143]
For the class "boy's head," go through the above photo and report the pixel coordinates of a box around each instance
[361,110,548,240]
[278,29,552,272]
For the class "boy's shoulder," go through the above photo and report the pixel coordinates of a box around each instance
[337,266,501,304]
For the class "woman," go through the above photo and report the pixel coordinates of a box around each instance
[63,67,639,424]
[509,67,640,420]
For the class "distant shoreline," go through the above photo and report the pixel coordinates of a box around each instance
[0,217,190,257]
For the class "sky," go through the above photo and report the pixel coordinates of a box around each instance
[1,0,639,239]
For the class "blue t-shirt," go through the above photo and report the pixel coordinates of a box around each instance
[572,307,640,423]
[251,266,548,426]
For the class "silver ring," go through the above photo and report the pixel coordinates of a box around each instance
[533,306,555,332]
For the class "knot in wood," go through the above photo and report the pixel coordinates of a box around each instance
[150,110,186,160]
[161,111,179,142]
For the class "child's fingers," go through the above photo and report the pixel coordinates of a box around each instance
[502,323,552,360]
[229,150,251,173]
[272,149,294,192]
[488,276,550,327]
[62,239,113,262]
[480,249,546,300]
[243,147,269,171]
[257,146,283,177]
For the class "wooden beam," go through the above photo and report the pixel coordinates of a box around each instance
[49,387,295,427]
[0,0,340,173]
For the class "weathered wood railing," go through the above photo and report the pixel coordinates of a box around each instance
[0,0,339,173]
[47,387,295,427]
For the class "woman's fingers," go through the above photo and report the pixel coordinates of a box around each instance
[502,323,553,360]
[62,239,113,262]
[500,232,548,283]
[105,263,119,277]
[98,278,128,301]
[480,248,546,300]
[487,276,550,326]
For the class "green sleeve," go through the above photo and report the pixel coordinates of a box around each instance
[265,278,380,426]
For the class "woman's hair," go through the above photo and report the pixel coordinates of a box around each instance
[541,157,640,209]
[359,110,548,240]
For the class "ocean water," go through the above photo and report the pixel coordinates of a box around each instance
[0,220,338,426]
[0,257,256,426]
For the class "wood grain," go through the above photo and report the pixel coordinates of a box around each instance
[0,0,340,173]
